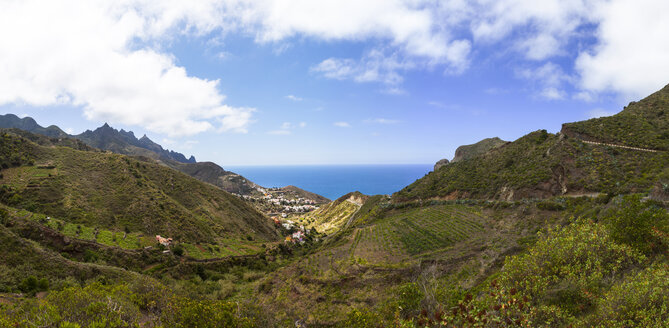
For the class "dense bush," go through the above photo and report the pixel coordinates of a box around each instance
[588,263,669,327]
[604,194,669,254]
[0,282,261,327]
[501,220,645,317]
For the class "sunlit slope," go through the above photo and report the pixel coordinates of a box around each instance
[562,83,669,150]
[299,192,367,235]
[395,99,669,202]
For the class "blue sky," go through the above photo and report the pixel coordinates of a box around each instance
[1,0,668,165]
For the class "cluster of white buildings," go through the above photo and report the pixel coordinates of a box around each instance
[282,221,308,244]
[283,204,317,213]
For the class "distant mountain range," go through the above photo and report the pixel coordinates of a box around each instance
[77,123,196,164]
[0,114,195,163]
[0,114,327,202]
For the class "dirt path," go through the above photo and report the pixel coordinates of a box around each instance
[580,140,660,153]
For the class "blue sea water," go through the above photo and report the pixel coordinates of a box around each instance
[225,164,433,201]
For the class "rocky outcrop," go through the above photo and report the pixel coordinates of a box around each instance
[452,137,508,163]
[434,158,450,171]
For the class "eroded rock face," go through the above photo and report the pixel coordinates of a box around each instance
[452,137,508,163]
[434,158,450,171]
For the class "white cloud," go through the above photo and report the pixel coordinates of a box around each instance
[587,108,618,118]
[2,0,668,119]
[267,121,305,135]
[517,62,572,100]
[381,87,408,96]
[312,45,469,87]
[574,91,597,102]
[242,0,469,63]
[469,0,602,60]
[311,50,411,85]
[0,0,252,137]
[364,118,400,124]
[576,0,669,99]
[268,122,292,135]
[267,129,291,135]
[333,121,351,128]
[285,94,303,101]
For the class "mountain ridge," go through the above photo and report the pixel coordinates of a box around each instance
[395,84,669,202]
[0,114,329,204]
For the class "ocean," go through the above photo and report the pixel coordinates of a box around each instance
[225,164,433,201]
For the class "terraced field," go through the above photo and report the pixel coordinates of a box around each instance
[348,205,487,262]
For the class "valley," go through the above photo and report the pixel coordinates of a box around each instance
[0,85,668,327]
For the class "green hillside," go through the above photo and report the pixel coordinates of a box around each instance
[562,83,669,150]
[0,129,278,244]
[296,191,367,234]
[396,127,668,202]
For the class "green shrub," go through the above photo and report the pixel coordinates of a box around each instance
[18,276,39,293]
[397,282,424,316]
[172,244,184,256]
[605,194,669,254]
[500,219,645,317]
[590,264,669,327]
[83,249,99,263]
[160,297,256,328]
[339,308,383,328]
[0,207,8,226]
[537,200,566,211]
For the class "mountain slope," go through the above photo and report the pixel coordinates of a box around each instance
[0,129,279,244]
[0,115,331,200]
[395,85,669,202]
[562,83,669,150]
[299,191,367,234]
[167,160,258,195]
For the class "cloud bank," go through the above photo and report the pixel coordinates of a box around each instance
[1,0,668,137]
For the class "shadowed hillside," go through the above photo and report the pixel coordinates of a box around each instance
[0,129,279,244]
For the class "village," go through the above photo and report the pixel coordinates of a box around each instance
[235,186,322,215]
[271,217,312,244]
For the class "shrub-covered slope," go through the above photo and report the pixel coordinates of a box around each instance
[0,130,279,244]
[395,85,669,202]
[562,83,669,150]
